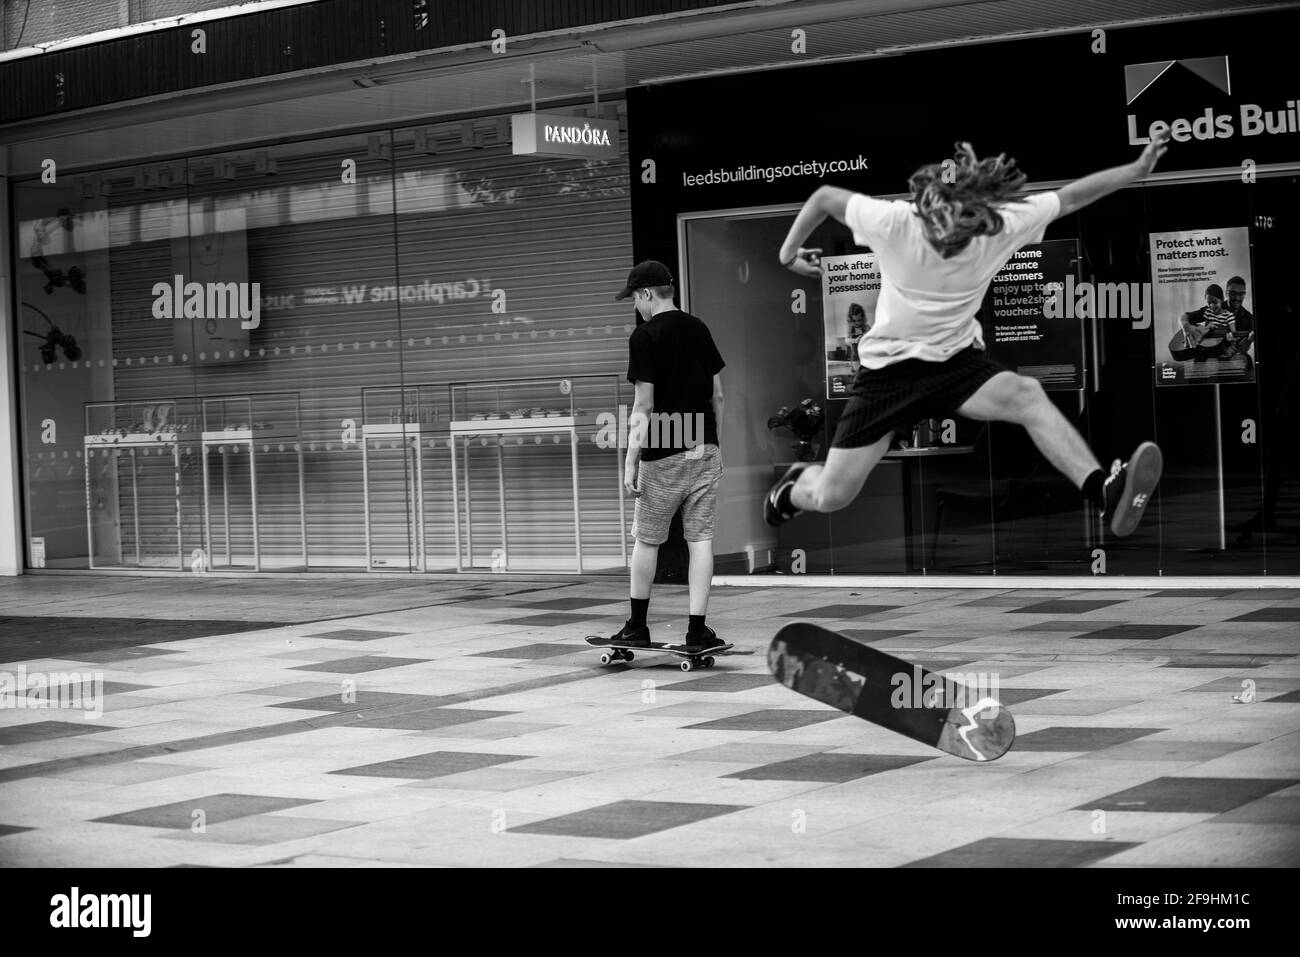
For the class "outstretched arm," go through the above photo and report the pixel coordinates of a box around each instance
[1055,129,1171,219]
[779,185,855,278]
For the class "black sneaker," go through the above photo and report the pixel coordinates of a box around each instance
[587,620,650,647]
[683,625,725,653]
[764,463,808,527]
[1101,441,1163,537]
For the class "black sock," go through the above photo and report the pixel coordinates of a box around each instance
[688,614,706,633]
[630,598,649,627]
[1082,468,1107,509]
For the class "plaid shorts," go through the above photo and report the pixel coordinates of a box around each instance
[631,444,722,545]
[832,347,1006,449]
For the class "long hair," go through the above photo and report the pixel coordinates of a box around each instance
[909,142,1029,258]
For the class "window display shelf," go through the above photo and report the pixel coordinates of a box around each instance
[359,385,446,573]
[85,430,199,447]
[200,426,300,443]
[449,411,600,436]
[448,376,624,573]
[361,422,436,439]
[82,399,197,570]
[198,393,307,572]
[84,400,199,447]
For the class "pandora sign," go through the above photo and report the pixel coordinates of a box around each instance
[511,112,620,159]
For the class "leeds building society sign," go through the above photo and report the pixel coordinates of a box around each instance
[511,112,620,159]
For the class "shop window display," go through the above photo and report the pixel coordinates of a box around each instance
[11,122,635,574]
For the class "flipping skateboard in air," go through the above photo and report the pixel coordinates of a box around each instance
[585,635,734,672]
[768,622,1015,761]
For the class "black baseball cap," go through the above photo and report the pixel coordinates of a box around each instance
[614,260,674,301]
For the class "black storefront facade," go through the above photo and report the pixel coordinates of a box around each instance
[628,7,1300,580]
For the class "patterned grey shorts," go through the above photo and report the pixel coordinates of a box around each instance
[631,444,722,545]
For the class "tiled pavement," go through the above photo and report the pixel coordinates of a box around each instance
[1,576,1298,867]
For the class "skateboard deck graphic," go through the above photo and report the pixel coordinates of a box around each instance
[585,636,734,672]
[768,623,1015,761]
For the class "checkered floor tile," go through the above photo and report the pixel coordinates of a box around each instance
[2,576,1297,867]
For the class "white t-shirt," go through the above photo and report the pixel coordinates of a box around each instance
[844,190,1061,368]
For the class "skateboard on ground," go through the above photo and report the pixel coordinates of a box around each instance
[585,635,734,672]
[768,622,1015,761]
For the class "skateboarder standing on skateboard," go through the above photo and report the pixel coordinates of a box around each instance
[600,260,727,653]
[765,131,1173,538]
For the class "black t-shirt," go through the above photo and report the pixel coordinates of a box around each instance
[626,309,725,461]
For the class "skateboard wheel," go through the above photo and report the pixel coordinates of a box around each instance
[680,660,693,672]
[599,653,612,665]
[623,651,634,662]
[703,657,715,669]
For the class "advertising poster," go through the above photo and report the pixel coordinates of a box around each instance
[981,240,1083,391]
[1150,226,1255,386]
[821,253,881,399]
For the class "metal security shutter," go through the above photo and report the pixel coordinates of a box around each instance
[103,121,633,572]
[391,137,632,571]
[101,236,205,568]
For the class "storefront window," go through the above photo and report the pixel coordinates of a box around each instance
[13,121,634,573]
[11,117,1294,578]
[680,173,1300,576]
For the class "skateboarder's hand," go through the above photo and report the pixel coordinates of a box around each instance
[624,463,641,497]
[785,247,823,278]
[1134,128,1170,177]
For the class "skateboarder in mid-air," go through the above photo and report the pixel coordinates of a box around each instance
[765,129,1173,538]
